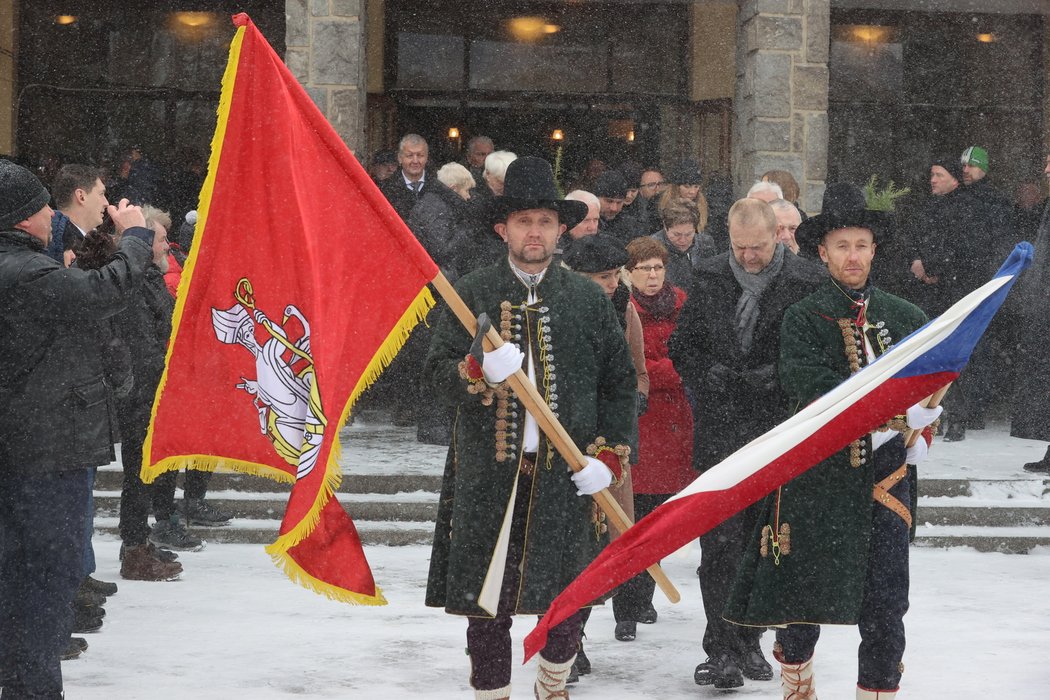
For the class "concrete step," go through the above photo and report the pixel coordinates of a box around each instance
[93,493,438,522]
[93,468,443,495]
[914,525,1050,554]
[92,517,434,547]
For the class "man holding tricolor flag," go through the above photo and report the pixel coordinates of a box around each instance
[143,14,442,604]
[524,185,1034,700]
[723,184,939,700]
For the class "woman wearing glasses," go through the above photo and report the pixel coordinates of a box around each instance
[611,237,695,643]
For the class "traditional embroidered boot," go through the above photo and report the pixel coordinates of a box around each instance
[778,656,817,700]
[857,686,897,699]
[474,685,511,700]
[534,654,575,699]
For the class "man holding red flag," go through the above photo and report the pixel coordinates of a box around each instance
[424,157,637,700]
[725,184,942,700]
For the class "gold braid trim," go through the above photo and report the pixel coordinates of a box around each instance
[584,436,631,487]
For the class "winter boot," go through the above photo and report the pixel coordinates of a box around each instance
[857,687,897,699]
[474,686,511,700]
[184,498,233,526]
[149,515,205,551]
[778,655,817,700]
[1023,446,1050,474]
[534,654,574,700]
[121,541,179,563]
[61,637,88,661]
[81,575,118,597]
[121,544,183,581]
[739,648,775,681]
[694,652,744,689]
[71,604,103,633]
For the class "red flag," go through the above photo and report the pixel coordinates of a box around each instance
[142,14,439,604]
[524,244,1032,658]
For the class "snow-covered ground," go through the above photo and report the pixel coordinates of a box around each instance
[62,540,1050,699]
[62,420,1050,698]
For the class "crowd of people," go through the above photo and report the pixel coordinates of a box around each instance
[2,126,1048,700]
[0,157,235,698]
[377,134,1048,700]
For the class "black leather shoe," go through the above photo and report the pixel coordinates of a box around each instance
[614,621,637,642]
[739,649,774,681]
[944,422,966,442]
[694,653,744,688]
[1023,457,1050,474]
[637,603,658,624]
[575,646,591,675]
[566,661,579,685]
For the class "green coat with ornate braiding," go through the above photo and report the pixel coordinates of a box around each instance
[724,279,926,626]
[423,258,637,617]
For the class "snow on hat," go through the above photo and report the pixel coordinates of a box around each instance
[563,233,628,273]
[932,156,964,184]
[0,160,50,230]
[961,146,989,172]
[592,170,628,199]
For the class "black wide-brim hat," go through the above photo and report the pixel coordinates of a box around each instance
[794,182,896,255]
[493,156,588,230]
[563,233,628,272]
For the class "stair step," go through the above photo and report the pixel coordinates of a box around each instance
[93,468,443,494]
[92,517,434,547]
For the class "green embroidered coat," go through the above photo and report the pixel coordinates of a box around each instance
[423,258,637,616]
[724,280,926,626]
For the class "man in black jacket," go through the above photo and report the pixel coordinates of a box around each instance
[669,198,824,690]
[0,160,153,699]
[378,133,439,222]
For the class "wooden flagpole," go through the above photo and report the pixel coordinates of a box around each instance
[430,272,682,604]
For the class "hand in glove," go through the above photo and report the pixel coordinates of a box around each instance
[906,437,929,465]
[571,457,613,496]
[481,343,524,385]
[706,363,738,393]
[741,363,778,392]
[906,403,943,431]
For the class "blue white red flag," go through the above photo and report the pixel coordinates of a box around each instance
[524,242,1034,659]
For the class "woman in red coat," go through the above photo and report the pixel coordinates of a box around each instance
[612,236,695,643]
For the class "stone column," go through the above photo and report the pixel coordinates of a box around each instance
[0,0,18,155]
[733,0,829,212]
[285,0,367,153]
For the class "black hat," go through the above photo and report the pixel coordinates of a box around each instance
[495,156,587,229]
[618,162,643,189]
[592,170,628,199]
[563,234,628,272]
[372,149,397,166]
[794,182,895,254]
[669,160,703,185]
[931,156,963,184]
[0,160,49,230]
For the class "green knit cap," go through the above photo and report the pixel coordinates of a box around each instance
[961,146,989,172]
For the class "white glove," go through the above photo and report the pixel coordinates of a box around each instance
[906,437,929,465]
[481,343,524,385]
[906,404,943,431]
[871,429,899,451]
[571,457,613,496]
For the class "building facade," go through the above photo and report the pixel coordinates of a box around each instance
[2,0,1047,211]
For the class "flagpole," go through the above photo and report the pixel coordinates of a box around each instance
[430,272,682,605]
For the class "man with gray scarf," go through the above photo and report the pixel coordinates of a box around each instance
[669,198,824,689]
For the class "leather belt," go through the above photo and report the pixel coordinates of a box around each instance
[872,464,911,528]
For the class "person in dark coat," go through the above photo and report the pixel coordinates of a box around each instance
[377,134,440,222]
[910,159,992,441]
[423,157,637,700]
[594,170,641,244]
[670,198,824,689]
[1012,152,1050,474]
[724,186,941,700]
[407,162,475,275]
[0,161,153,699]
[651,197,716,290]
